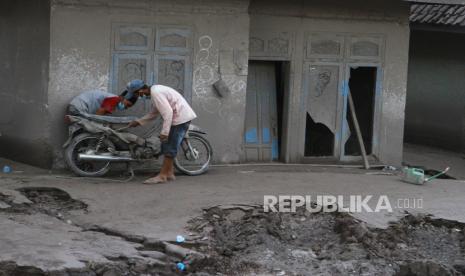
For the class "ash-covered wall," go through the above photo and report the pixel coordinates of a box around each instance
[405,30,465,152]
[249,0,411,165]
[0,0,52,168]
[47,0,250,167]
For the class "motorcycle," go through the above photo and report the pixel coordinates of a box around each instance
[63,114,212,177]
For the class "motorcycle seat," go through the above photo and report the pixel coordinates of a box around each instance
[80,113,138,124]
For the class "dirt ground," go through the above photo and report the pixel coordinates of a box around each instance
[1,188,464,275]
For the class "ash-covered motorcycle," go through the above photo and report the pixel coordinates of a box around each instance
[63,114,212,177]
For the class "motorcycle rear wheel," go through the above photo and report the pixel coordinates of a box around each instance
[174,132,212,176]
[64,133,113,177]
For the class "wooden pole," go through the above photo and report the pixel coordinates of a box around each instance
[347,91,370,169]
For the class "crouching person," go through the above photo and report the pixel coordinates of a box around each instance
[127,79,197,184]
[68,89,138,116]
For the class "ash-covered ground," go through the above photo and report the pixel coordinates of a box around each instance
[1,186,465,275]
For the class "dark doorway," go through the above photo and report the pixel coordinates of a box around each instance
[345,67,377,156]
[244,61,286,162]
[304,113,334,156]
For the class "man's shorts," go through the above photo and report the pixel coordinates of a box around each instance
[161,122,190,158]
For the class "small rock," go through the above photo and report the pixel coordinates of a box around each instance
[66,220,72,225]
[299,217,306,222]
[139,250,168,261]
[0,188,33,204]
[0,200,11,209]
[453,260,465,273]
[353,224,369,240]
[291,249,309,259]
[102,269,122,276]
[346,236,358,243]
[212,214,220,219]
[133,260,148,273]
[225,209,246,221]
[238,170,255,174]
[308,249,317,258]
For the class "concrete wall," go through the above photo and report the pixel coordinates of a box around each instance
[249,0,411,165]
[48,0,250,167]
[405,29,465,152]
[0,0,52,167]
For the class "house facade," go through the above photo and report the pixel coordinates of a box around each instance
[0,0,411,168]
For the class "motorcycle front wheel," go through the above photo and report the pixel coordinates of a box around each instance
[174,132,212,176]
[64,133,113,177]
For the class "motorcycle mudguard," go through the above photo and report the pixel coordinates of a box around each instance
[62,124,82,148]
[188,124,206,134]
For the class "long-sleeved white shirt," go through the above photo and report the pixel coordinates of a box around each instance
[136,85,197,136]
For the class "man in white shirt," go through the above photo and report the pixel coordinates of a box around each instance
[127,79,197,184]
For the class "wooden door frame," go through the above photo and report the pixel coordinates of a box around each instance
[243,59,292,162]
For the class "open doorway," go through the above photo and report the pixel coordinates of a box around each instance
[344,67,377,156]
[244,60,288,162]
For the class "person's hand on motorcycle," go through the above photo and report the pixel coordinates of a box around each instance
[128,121,140,128]
[159,134,168,142]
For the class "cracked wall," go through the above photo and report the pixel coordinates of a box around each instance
[0,0,52,168]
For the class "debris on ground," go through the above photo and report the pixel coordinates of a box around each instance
[185,205,465,275]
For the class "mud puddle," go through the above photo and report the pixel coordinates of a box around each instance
[185,205,465,276]
[0,187,87,218]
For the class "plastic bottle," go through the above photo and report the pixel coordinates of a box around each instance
[176,235,185,243]
[2,166,11,174]
[176,262,186,271]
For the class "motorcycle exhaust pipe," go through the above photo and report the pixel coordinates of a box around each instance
[78,154,134,162]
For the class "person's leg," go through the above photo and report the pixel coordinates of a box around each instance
[143,156,172,184]
[168,122,189,179]
[144,123,189,184]
[143,158,171,184]
[143,123,189,184]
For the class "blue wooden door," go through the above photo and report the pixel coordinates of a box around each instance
[244,61,279,162]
